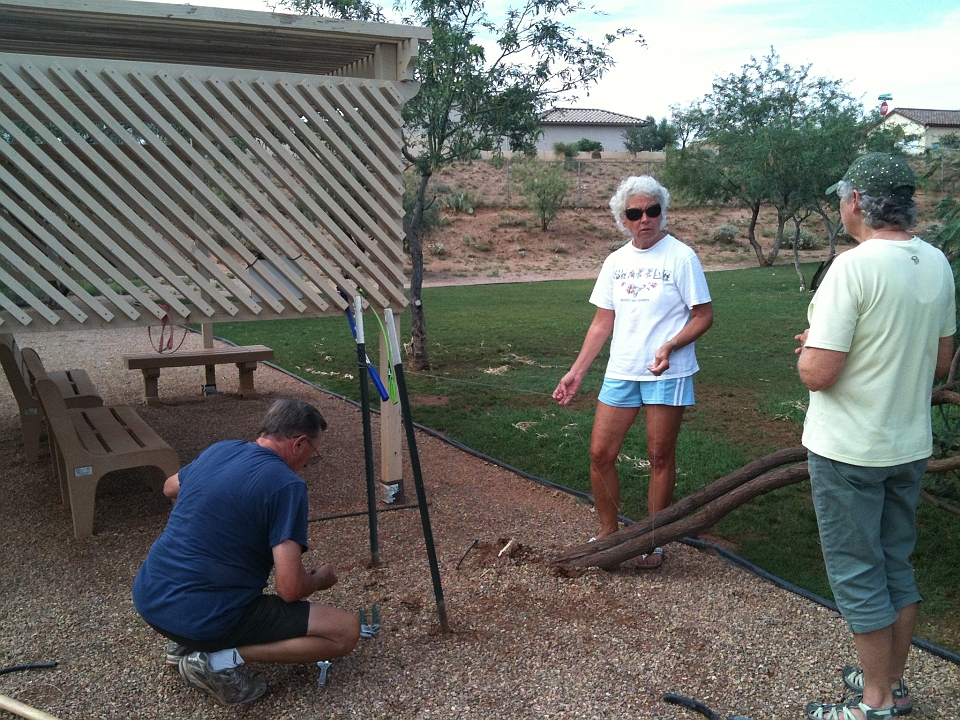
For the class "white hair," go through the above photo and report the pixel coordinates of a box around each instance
[609,176,670,237]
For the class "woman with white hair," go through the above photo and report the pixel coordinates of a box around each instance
[553,175,713,568]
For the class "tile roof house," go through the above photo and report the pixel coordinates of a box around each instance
[881,108,960,153]
[536,107,650,153]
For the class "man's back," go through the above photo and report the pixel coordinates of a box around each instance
[133,440,308,640]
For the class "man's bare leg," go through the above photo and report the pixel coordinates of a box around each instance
[239,604,360,664]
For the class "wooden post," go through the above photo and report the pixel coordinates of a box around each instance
[380,309,404,503]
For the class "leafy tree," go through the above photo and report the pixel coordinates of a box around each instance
[575,138,602,153]
[282,0,630,368]
[937,132,960,150]
[622,115,677,153]
[511,161,572,230]
[661,49,886,268]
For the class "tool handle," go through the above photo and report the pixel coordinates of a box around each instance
[353,296,365,345]
[384,308,402,364]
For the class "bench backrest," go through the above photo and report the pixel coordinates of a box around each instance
[0,332,38,415]
[33,376,83,457]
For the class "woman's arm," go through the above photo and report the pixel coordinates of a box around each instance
[647,302,715,376]
[553,308,615,406]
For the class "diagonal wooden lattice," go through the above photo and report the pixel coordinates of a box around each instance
[0,52,411,331]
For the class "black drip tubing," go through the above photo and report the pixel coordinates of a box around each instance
[0,662,57,676]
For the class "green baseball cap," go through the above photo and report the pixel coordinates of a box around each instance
[826,152,915,198]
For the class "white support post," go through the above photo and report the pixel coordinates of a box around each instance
[380,308,404,502]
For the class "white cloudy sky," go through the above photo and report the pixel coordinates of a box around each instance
[133,0,960,121]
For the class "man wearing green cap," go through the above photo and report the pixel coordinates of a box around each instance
[796,153,956,720]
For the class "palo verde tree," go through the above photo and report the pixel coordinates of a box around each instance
[281,0,631,370]
[397,0,631,369]
[661,49,880,268]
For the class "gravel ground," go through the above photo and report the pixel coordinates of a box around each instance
[1,329,958,720]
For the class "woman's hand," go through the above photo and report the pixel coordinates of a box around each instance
[553,371,583,406]
[647,342,675,376]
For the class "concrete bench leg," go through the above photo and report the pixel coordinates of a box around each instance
[140,367,161,406]
[236,361,259,398]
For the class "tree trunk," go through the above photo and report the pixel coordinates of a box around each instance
[763,211,787,266]
[792,217,806,291]
[406,171,432,371]
[745,202,766,266]
[552,446,807,566]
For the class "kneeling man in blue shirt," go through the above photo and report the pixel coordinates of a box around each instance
[133,398,360,705]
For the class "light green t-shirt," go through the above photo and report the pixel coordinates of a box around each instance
[802,237,956,466]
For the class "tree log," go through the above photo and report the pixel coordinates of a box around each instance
[557,463,810,568]
[551,446,807,565]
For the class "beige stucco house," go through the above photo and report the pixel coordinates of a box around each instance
[882,108,960,153]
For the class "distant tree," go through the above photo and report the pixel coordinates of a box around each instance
[661,48,891,268]
[283,0,633,369]
[511,161,572,231]
[622,116,677,154]
[937,132,960,150]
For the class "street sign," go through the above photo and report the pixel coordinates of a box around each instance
[878,93,893,101]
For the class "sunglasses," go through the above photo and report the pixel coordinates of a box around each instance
[624,204,662,221]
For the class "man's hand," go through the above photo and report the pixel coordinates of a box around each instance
[795,329,809,355]
[308,563,338,592]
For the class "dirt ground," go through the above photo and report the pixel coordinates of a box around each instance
[412,159,945,286]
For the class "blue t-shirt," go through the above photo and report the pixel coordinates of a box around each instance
[132,440,308,640]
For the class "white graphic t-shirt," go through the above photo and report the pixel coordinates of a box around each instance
[589,235,711,381]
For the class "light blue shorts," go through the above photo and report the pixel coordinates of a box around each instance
[597,376,695,408]
[808,451,927,635]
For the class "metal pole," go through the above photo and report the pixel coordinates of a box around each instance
[384,309,450,632]
[354,296,379,567]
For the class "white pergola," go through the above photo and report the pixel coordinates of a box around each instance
[0,0,431,481]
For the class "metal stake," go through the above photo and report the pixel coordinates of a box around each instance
[385,309,450,632]
[354,296,379,567]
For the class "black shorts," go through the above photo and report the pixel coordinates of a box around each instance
[150,595,311,652]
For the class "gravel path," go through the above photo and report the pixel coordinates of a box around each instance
[1,328,958,719]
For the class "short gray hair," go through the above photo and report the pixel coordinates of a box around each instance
[609,176,670,237]
[836,179,917,231]
[258,398,327,440]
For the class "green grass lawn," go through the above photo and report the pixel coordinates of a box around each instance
[213,264,960,651]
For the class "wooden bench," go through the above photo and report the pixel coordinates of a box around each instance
[34,376,180,539]
[0,333,103,462]
[122,345,275,406]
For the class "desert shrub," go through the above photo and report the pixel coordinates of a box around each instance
[498,213,528,228]
[787,228,822,250]
[511,162,573,231]
[462,234,491,251]
[552,141,578,159]
[427,242,446,257]
[575,138,603,153]
[550,242,567,254]
[707,224,740,245]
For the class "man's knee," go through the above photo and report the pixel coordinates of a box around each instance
[308,604,361,657]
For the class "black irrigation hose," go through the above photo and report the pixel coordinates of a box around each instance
[0,662,57,676]
[201,330,960,668]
